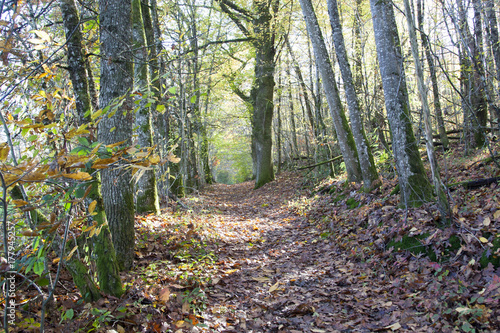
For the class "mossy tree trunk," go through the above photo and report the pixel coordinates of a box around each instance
[417,0,449,150]
[327,0,379,191]
[132,0,160,215]
[403,0,451,221]
[299,0,362,183]
[98,0,136,271]
[369,0,433,207]
[60,0,122,296]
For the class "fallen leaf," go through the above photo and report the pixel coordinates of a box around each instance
[479,237,489,243]
[159,288,170,302]
[384,322,401,331]
[269,281,279,292]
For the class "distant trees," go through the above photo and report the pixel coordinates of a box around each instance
[216,0,279,189]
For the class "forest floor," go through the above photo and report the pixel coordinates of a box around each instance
[14,142,500,332]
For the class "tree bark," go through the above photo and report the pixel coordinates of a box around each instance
[98,0,135,271]
[252,0,277,189]
[132,0,160,214]
[60,0,123,295]
[417,0,449,150]
[327,0,379,190]
[485,0,500,133]
[369,0,433,207]
[299,0,362,183]
[403,0,451,221]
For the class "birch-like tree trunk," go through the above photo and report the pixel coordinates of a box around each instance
[60,0,123,296]
[485,0,500,132]
[369,0,433,207]
[403,0,450,220]
[132,0,160,214]
[299,0,362,183]
[417,0,449,150]
[327,0,378,190]
[98,0,135,271]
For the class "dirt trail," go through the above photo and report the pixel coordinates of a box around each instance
[188,173,373,332]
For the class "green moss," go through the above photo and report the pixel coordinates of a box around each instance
[346,198,360,209]
[65,259,101,303]
[480,234,500,268]
[332,193,346,203]
[387,233,463,263]
[388,233,435,260]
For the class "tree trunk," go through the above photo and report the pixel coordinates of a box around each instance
[132,0,160,215]
[98,0,135,271]
[299,0,362,183]
[286,61,299,158]
[60,0,123,295]
[252,0,277,189]
[369,0,433,207]
[327,0,379,190]
[456,0,488,147]
[403,0,451,221]
[485,0,500,133]
[417,0,449,150]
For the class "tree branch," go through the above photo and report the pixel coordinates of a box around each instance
[217,0,252,38]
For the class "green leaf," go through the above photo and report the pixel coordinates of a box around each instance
[34,259,44,276]
[168,86,177,94]
[190,95,197,104]
[156,104,166,113]
[36,277,50,287]
[78,137,90,147]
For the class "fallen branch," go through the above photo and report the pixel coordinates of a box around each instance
[447,177,500,189]
[297,155,343,170]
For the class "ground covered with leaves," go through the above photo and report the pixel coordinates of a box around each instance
[12,143,500,332]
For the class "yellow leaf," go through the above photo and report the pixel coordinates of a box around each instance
[494,210,500,219]
[90,143,101,155]
[252,276,270,283]
[149,154,161,164]
[269,281,279,292]
[21,230,40,237]
[483,217,491,227]
[53,257,60,264]
[479,237,489,243]
[0,142,10,161]
[106,140,126,148]
[63,172,92,180]
[92,157,118,169]
[167,153,181,163]
[65,246,78,261]
[91,109,103,120]
[30,29,51,42]
[27,38,44,45]
[22,172,47,182]
[12,199,28,207]
[88,200,97,214]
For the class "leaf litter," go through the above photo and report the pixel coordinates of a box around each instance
[10,142,500,332]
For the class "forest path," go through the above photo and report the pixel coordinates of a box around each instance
[185,172,372,332]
